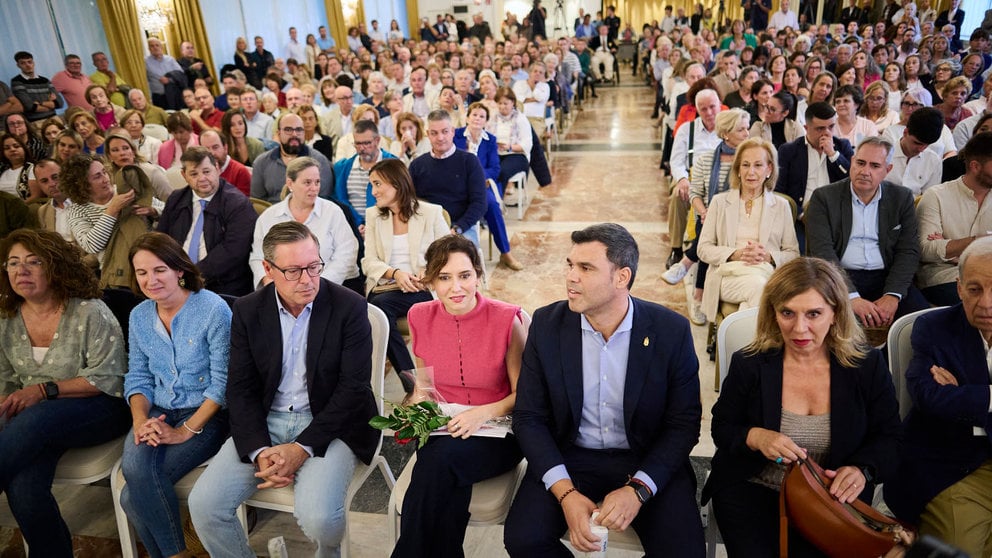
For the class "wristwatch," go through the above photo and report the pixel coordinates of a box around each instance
[452,225,463,235]
[625,478,653,504]
[43,381,59,400]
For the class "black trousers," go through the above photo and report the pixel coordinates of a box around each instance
[367,289,432,373]
[712,480,828,558]
[391,435,521,558]
[504,446,704,557]
[846,268,930,322]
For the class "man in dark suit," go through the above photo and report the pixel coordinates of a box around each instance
[806,136,928,327]
[156,147,257,297]
[839,0,862,26]
[935,0,965,43]
[190,221,378,558]
[504,223,704,557]
[884,237,992,558]
[775,101,854,249]
[589,26,619,82]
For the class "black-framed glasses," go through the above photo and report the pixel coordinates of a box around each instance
[266,260,324,281]
[900,101,923,108]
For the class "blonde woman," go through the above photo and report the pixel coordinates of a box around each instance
[697,138,800,322]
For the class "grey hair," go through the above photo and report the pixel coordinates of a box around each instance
[855,136,895,164]
[959,237,992,281]
[427,109,452,123]
[570,223,639,289]
[286,156,319,181]
[695,88,720,108]
[261,221,320,262]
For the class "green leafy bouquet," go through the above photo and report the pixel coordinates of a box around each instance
[369,399,450,448]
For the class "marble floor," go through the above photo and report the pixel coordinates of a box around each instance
[0,79,727,557]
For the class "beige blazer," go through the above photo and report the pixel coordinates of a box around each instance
[402,91,439,116]
[361,201,449,294]
[697,190,800,321]
[749,118,804,145]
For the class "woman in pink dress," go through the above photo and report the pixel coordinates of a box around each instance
[392,234,528,557]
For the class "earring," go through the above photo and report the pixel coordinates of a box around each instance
[179,277,186,288]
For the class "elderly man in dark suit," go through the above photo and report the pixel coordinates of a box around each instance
[884,237,992,558]
[156,147,257,297]
[189,221,378,558]
[806,136,928,327]
[504,223,704,557]
[775,101,854,250]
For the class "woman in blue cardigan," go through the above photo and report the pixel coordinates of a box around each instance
[453,102,523,270]
[121,232,232,558]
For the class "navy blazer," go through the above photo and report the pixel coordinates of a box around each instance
[453,127,500,183]
[806,179,920,297]
[774,136,854,211]
[702,348,901,505]
[884,305,992,521]
[226,279,378,464]
[156,180,257,296]
[513,298,702,492]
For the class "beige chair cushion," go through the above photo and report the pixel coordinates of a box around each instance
[54,436,126,483]
[393,453,526,524]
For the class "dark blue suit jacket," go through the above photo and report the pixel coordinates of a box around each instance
[884,305,992,521]
[774,136,854,211]
[453,127,500,183]
[226,280,378,465]
[513,298,702,493]
[702,348,900,505]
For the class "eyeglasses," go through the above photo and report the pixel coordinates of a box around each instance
[900,101,923,108]
[266,260,324,281]
[280,127,305,135]
[354,139,377,147]
[3,258,43,273]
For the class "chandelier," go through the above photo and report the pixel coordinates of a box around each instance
[136,0,173,33]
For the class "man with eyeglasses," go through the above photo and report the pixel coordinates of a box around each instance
[320,85,356,140]
[189,87,223,135]
[157,146,257,296]
[191,219,377,558]
[333,120,396,227]
[252,113,333,203]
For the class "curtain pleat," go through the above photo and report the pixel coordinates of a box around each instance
[95,0,149,98]
[169,0,220,95]
[323,0,349,50]
[405,0,418,41]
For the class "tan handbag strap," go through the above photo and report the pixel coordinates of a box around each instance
[779,465,790,558]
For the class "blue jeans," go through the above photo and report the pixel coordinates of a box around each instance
[120,406,229,558]
[188,411,359,558]
[460,223,481,250]
[0,394,130,557]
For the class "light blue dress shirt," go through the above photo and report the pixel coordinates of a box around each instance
[840,185,901,300]
[272,292,313,414]
[541,298,659,494]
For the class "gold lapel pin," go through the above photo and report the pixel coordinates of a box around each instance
[643,337,650,347]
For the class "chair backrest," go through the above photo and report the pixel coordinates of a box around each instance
[886,306,943,420]
[249,197,272,216]
[716,307,760,390]
[367,304,389,416]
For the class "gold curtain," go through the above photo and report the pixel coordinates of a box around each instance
[95,0,149,97]
[613,0,742,30]
[355,0,366,28]
[324,0,349,50]
[167,0,219,95]
[405,0,419,40]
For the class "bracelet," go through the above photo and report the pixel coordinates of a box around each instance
[558,486,577,505]
[38,384,46,399]
[389,268,398,280]
[182,421,203,435]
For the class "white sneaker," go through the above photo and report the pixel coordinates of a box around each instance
[689,301,707,326]
[662,262,689,285]
[503,187,519,207]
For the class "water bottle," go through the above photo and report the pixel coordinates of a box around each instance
[583,511,608,557]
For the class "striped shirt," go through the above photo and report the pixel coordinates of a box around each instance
[66,201,117,264]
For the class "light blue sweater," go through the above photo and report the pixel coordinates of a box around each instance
[125,289,232,409]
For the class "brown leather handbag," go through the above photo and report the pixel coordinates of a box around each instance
[778,457,909,558]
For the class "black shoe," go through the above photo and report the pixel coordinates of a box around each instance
[666,248,683,268]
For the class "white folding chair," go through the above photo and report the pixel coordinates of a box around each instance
[111,305,396,558]
[506,171,529,220]
[716,307,760,391]
[886,307,943,420]
[22,436,128,554]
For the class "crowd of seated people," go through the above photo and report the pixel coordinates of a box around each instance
[2,3,992,556]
